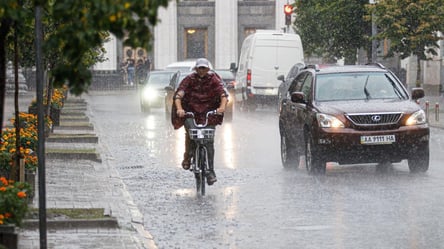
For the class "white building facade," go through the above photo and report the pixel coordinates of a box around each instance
[93,0,443,93]
[153,0,294,69]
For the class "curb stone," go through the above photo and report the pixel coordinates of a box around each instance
[45,151,102,162]
[46,134,98,143]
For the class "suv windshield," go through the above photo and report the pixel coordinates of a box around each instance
[315,72,408,101]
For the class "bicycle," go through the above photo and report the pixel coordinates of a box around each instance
[185,110,218,196]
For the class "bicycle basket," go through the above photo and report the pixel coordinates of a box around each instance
[189,128,215,140]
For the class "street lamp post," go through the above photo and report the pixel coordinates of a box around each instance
[35,4,48,249]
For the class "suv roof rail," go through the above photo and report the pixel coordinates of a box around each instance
[365,62,386,69]
[305,64,320,71]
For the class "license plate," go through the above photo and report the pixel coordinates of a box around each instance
[360,135,396,145]
[255,88,275,95]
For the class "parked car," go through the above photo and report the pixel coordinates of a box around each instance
[139,70,176,112]
[214,69,236,121]
[278,63,429,174]
[164,70,193,116]
[277,62,305,111]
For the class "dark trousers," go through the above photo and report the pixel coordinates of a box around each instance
[184,118,215,171]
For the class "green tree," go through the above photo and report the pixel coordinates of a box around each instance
[46,0,170,94]
[367,0,444,86]
[0,0,171,137]
[294,0,371,65]
[0,0,29,139]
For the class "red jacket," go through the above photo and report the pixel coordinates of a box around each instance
[172,72,225,129]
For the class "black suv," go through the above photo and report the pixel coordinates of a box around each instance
[278,64,429,174]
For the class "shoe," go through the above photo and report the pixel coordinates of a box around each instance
[181,159,191,170]
[206,171,217,185]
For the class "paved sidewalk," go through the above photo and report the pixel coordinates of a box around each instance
[2,93,155,249]
[420,94,444,129]
[17,157,153,249]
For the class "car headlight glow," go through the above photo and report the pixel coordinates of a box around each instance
[317,113,345,128]
[405,109,426,126]
[143,87,158,101]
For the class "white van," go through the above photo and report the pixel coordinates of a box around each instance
[234,30,304,110]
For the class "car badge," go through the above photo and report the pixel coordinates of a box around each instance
[371,115,381,122]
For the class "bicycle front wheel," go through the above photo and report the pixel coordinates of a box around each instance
[195,146,206,196]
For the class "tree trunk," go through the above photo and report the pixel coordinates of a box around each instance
[343,49,357,65]
[416,56,422,87]
[0,19,12,138]
[14,22,21,181]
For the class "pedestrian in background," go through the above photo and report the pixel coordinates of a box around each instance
[126,57,135,85]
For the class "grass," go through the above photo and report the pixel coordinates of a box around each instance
[45,148,96,153]
[26,208,106,219]
[48,134,96,138]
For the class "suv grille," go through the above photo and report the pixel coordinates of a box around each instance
[346,112,403,126]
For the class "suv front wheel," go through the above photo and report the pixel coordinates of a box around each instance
[408,144,429,173]
[305,133,326,174]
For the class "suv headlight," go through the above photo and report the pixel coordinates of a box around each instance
[316,113,345,128]
[405,110,426,126]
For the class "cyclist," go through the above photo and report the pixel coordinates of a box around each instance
[173,58,228,185]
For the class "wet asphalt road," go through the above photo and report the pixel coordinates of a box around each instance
[84,90,444,249]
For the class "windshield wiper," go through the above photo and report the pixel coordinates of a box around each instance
[385,74,404,99]
[363,75,371,100]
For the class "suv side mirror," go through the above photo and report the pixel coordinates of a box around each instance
[277,75,285,82]
[411,87,425,100]
[290,92,306,103]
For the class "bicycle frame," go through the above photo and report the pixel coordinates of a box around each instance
[186,111,217,196]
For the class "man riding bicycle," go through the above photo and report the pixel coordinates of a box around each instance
[173,58,228,185]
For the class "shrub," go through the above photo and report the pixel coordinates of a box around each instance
[0,177,31,226]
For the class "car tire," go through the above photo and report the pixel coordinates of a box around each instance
[246,100,257,112]
[376,161,392,173]
[277,93,282,113]
[141,104,150,113]
[305,134,326,174]
[408,143,429,173]
[280,131,300,169]
[224,111,233,122]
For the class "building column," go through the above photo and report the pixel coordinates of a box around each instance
[93,33,118,70]
[404,55,417,89]
[154,1,178,70]
[215,0,238,69]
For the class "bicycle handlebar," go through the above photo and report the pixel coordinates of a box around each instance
[185,110,219,127]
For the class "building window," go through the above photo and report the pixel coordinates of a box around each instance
[185,28,208,59]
